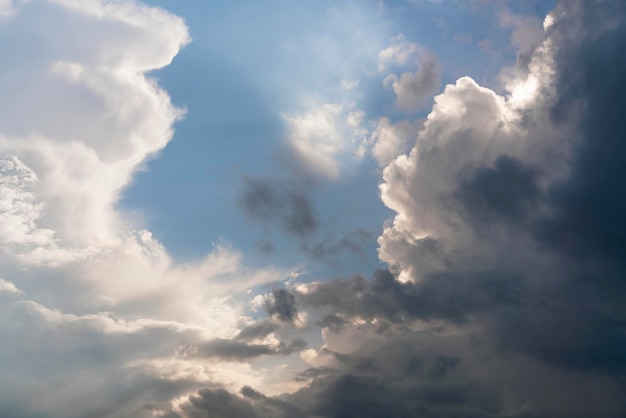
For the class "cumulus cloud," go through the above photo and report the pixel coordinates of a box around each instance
[0,1,302,417]
[174,1,626,417]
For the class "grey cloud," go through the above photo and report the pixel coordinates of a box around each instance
[264,288,298,323]
[184,388,262,418]
[176,386,302,418]
[455,155,542,225]
[234,320,280,342]
[294,366,337,382]
[298,268,525,324]
[316,313,348,333]
[238,177,318,239]
[195,338,306,361]
[384,53,441,111]
[239,177,374,262]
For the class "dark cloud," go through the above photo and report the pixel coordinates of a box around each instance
[234,320,280,342]
[176,386,302,418]
[455,155,542,225]
[316,313,348,333]
[293,366,337,382]
[238,177,375,262]
[539,9,626,264]
[238,177,318,239]
[298,268,525,324]
[184,388,262,418]
[264,288,298,323]
[194,338,306,361]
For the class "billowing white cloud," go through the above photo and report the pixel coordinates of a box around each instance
[0,1,304,416]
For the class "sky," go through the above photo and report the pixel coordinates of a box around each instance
[1,0,626,417]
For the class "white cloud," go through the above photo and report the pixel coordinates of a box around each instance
[0,278,22,294]
[377,35,422,72]
[0,1,305,416]
[282,103,369,180]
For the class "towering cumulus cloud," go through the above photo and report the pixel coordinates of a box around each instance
[183,1,626,417]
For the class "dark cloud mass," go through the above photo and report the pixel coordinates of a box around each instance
[177,1,626,417]
[264,288,299,323]
[456,155,542,224]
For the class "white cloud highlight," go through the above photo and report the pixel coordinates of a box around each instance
[0,2,303,416]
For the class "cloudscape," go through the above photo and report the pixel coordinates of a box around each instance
[1,0,625,417]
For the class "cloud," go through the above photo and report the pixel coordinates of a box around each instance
[3,0,626,417]
[0,278,22,295]
[264,288,299,324]
[177,386,301,418]
[379,35,441,112]
[238,177,318,239]
[0,1,301,417]
[368,117,423,167]
[281,104,369,180]
[377,35,422,72]
[175,1,626,416]
[192,338,306,361]
[238,177,373,263]
[383,52,441,111]
[234,320,280,342]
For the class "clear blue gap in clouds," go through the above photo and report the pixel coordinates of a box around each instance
[121,0,549,278]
